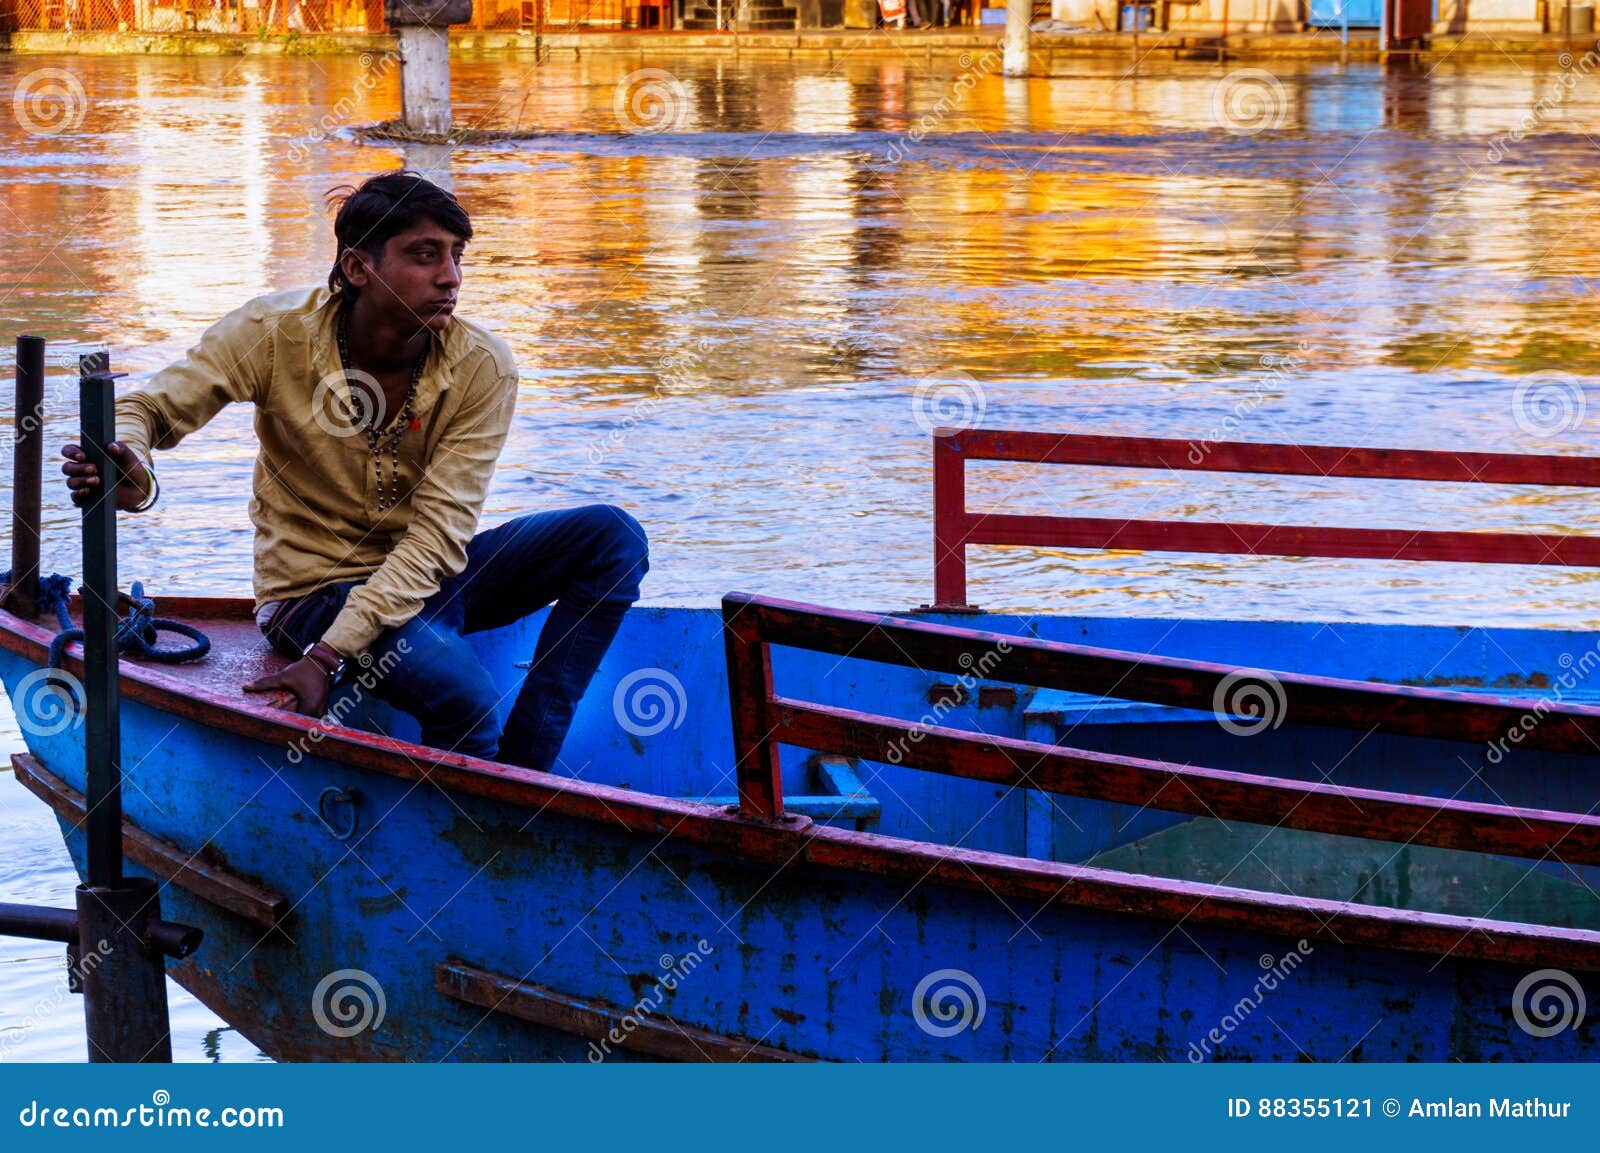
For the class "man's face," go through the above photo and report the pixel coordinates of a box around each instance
[345,218,465,334]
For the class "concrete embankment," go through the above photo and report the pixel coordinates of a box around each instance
[2,26,1597,63]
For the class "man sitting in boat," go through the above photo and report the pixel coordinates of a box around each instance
[59,170,649,774]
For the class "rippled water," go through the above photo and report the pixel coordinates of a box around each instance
[4,50,1600,1058]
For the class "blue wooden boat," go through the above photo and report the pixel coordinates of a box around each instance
[3,429,1599,1061]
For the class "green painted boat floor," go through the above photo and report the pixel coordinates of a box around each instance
[1087,819,1600,931]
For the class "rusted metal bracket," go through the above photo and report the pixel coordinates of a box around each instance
[434,958,815,1062]
[11,754,290,931]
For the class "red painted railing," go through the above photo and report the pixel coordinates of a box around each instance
[722,591,1600,842]
[931,428,1600,610]
[720,591,1600,967]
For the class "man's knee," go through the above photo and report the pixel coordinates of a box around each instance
[585,504,649,588]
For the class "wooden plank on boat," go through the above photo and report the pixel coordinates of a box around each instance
[726,593,1600,756]
[770,697,1600,866]
[434,959,814,1062]
[802,823,1600,973]
[10,753,290,931]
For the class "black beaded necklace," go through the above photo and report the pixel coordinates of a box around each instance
[336,307,427,513]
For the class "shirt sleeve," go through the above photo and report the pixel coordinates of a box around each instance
[115,300,272,470]
[318,357,518,657]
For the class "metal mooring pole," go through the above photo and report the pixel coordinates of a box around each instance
[75,350,182,1063]
[3,335,45,618]
[0,340,200,1063]
[78,352,123,892]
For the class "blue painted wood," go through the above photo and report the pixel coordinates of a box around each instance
[4,606,1599,1061]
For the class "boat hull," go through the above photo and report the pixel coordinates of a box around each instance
[3,603,1598,1061]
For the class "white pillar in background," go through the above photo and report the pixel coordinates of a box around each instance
[398,24,453,138]
[1003,0,1031,76]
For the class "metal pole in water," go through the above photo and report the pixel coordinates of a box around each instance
[75,349,183,1063]
[5,335,45,619]
[78,351,122,892]
[0,343,201,1062]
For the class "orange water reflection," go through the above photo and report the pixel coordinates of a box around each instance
[3,52,1600,624]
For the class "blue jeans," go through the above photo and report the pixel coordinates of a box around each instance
[262,504,649,772]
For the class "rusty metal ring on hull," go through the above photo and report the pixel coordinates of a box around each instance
[317,786,360,842]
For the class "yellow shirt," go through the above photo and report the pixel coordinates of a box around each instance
[115,286,519,657]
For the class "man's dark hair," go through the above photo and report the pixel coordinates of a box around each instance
[325,170,473,298]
